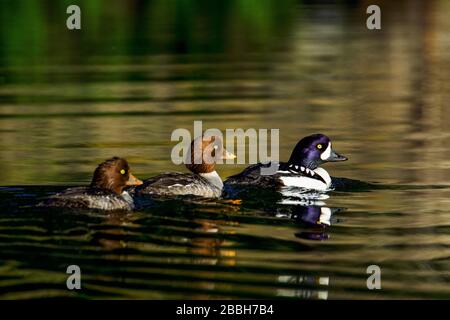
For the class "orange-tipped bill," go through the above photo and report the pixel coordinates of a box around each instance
[126,173,143,186]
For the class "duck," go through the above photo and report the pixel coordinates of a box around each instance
[38,157,143,210]
[223,133,347,193]
[134,135,236,198]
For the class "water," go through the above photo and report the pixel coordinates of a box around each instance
[1,0,450,299]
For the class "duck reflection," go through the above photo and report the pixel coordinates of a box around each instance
[39,195,338,299]
[291,205,342,241]
[86,210,145,251]
[274,193,345,240]
[276,274,330,299]
[187,219,236,267]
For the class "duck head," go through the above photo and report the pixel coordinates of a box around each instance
[90,157,143,194]
[288,134,347,169]
[185,135,236,174]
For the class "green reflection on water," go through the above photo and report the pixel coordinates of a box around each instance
[1,0,450,300]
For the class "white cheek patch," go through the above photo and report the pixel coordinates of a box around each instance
[320,142,332,160]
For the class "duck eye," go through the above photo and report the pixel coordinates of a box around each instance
[120,169,126,175]
[317,144,323,150]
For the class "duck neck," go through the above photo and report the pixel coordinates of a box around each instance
[120,190,134,205]
[288,158,320,170]
[199,171,223,190]
[90,181,123,194]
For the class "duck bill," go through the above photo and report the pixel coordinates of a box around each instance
[326,149,348,162]
[221,149,237,160]
[126,173,143,186]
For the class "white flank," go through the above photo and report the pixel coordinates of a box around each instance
[279,167,332,191]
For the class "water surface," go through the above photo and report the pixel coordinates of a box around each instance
[1,0,450,299]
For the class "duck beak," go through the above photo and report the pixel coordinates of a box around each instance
[326,149,348,162]
[126,173,143,186]
[221,148,237,160]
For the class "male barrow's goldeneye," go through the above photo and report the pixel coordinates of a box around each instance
[38,157,143,210]
[135,135,236,198]
[224,133,347,193]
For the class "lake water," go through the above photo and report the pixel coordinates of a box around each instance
[1,0,450,299]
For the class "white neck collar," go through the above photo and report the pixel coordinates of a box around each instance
[199,171,223,190]
[121,191,135,208]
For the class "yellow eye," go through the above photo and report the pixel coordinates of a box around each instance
[120,169,126,175]
[317,144,323,149]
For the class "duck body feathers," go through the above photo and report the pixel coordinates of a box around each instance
[38,187,135,211]
[223,162,332,192]
[135,172,222,198]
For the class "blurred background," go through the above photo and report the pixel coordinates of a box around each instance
[1,0,450,299]
[1,0,449,186]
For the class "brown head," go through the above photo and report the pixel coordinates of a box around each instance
[90,157,143,194]
[185,135,236,174]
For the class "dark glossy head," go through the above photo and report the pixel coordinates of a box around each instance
[185,135,236,174]
[90,157,143,194]
[288,134,347,169]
